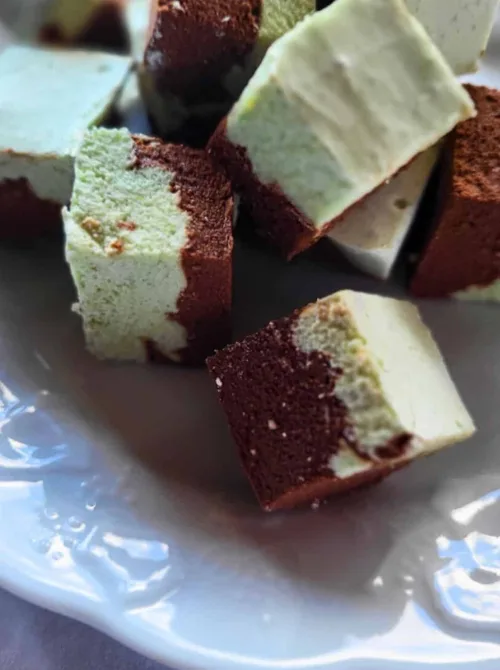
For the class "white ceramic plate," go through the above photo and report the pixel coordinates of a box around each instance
[2,16,500,670]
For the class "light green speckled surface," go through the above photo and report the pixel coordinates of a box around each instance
[65,128,188,362]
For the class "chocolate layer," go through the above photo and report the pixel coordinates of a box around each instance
[41,0,129,53]
[411,85,500,297]
[144,0,261,107]
[208,121,319,259]
[0,178,62,240]
[207,313,410,511]
[132,136,234,364]
[208,120,388,260]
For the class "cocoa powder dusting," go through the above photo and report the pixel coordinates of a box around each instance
[411,85,500,297]
[144,0,262,105]
[207,313,412,511]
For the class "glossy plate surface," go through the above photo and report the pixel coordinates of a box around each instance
[1,15,500,670]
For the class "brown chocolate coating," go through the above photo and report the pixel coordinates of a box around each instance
[132,136,234,365]
[411,85,500,297]
[41,0,129,53]
[207,313,410,511]
[0,178,62,240]
[144,0,261,107]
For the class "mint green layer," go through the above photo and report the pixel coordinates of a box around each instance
[67,128,187,255]
[227,0,475,228]
[64,127,188,362]
[405,0,499,75]
[0,46,131,158]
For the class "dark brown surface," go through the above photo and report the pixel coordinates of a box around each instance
[0,177,62,240]
[41,0,130,53]
[411,85,500,297]
[132,135,234,365]
[144,0,261,107]
[146,104,229,148]
[207,310,410,511]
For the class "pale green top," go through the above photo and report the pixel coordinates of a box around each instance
[0,46,131,158]
[228,0,475,228]
[405,0,499,75]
